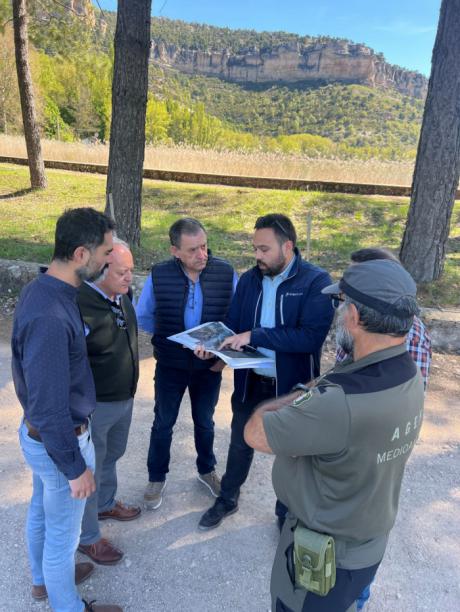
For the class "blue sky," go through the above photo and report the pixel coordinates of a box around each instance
[96,0,441,75]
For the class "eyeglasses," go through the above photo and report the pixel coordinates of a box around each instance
[330,294,346,309]
[109,301,127,329]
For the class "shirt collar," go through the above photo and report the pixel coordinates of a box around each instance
[178,262,202,284]
[334,343,408,374]
[86,281,121,304]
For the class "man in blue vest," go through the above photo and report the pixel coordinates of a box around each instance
[136,218,237,510]
[198,213,334,530]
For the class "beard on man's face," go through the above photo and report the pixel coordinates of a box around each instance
[336,304,354,355]
[76,263,108,283]
[257,254,287,277]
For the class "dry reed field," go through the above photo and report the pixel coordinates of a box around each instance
[0,134,415,186]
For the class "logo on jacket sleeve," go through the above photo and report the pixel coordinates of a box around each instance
[292,390,313,406]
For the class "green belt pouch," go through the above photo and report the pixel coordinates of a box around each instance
[293,523,336,596]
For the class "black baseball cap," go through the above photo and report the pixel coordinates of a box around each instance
[322,260,418,318]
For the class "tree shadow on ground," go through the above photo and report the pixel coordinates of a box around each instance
[0,188,34,200]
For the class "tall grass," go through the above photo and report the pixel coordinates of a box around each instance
[0,134,415,186]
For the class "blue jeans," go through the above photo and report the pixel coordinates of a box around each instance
[147,364,222,481]
[356,583,372,609]
[19,421,95,612]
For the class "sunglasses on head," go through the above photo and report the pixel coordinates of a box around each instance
[272,219,290,237]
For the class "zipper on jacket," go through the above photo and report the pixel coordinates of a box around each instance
[242,290,263,403]
[272,256,300,396]
[253,290,262,328]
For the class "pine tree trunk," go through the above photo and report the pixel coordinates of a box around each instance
[12,0,46,189]
[106,0,152,246]
[400,0,460,282]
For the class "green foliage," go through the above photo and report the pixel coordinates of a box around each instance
[145,95,171,143]
[150,17,350,54]
[0,0,11,33]
[1,6,422,160]
[0,26,21,134]
[1,164,459,306]
[153,67,423,159]
[42,97,75,141]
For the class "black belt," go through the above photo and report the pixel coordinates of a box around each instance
[24,418,88,442]
[251,371,276,387]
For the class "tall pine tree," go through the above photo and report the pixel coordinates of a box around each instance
[400,0,460,281]
[106,0,152,245]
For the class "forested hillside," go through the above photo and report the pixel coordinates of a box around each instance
[0,1,423,160]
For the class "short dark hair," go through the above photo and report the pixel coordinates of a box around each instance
[350,247,399,264]
[53,208,115,261]
[254,213,297,246]
[169,217,206,248]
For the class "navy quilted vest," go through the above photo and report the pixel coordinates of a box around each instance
[151,255,234,370]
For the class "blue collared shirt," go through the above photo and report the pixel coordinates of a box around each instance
[86,281,120,304]
[254,255,297,377]
[136,269,239,334]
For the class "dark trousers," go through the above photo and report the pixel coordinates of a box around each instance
[147,363,222,481]
[275,563,380,612]
[220,372,276,503]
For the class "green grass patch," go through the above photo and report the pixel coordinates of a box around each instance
[0,164,459,307]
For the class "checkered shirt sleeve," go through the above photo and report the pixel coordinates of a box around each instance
[407,316,432,390]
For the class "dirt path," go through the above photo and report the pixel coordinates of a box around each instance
[0,308,459,611]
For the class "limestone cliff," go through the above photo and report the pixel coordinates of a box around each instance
[151,39,427,99]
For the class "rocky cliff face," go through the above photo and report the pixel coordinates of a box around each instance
[152,40,427,99]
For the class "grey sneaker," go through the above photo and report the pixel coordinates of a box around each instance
[144,481,166,510]
[197,471,221,497]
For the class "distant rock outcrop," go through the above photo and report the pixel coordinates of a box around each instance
[152,39,427,99]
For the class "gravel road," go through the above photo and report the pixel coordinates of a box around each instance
[0,319,459,611]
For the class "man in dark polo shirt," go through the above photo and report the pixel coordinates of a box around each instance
[244,259,424,612]
[12,208,122,612]
[78,239,141,566]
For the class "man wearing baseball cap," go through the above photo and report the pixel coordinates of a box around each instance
[244,259,424,612]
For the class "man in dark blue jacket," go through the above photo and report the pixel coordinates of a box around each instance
[198,213,334,530]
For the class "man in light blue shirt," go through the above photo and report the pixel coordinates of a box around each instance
[136,218,237,510]
[253,255,297,378]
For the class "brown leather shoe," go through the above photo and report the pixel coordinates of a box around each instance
[31,561,95,600]
[98,500,141,522]
[31,585,47,601]
[84,600,123,612]
[78,538,123,565]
